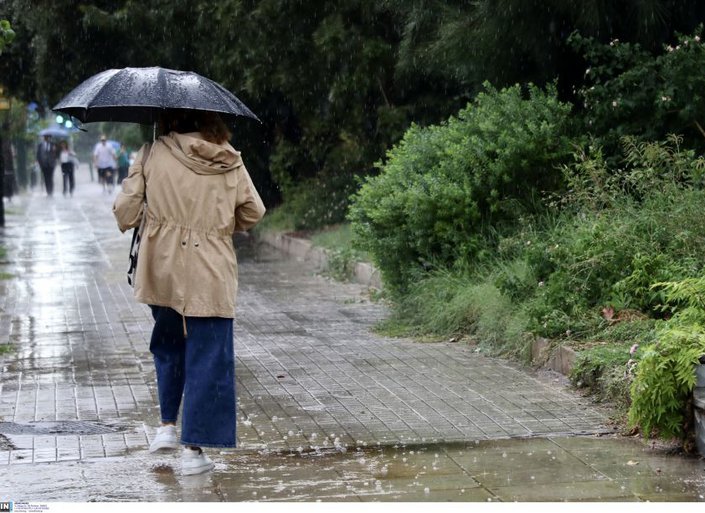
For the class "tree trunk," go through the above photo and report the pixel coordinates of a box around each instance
[0,130,5,227]
[15,137,27,190]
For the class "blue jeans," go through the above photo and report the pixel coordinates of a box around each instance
[149,306,236,448]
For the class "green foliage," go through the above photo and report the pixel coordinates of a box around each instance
[526,136,705,337]
[0,19,15,52]
[200,0,440,223]
[377,267,531,356]
[5,0,705,227]
[0,243,11,279]
[571,344,633,391]
[574,27,705,156]
[392,0,705,105]
[557,135,705,212]
[252,207,294,235]
[322,248,359,282]
[598,364,636,411]
[310,224,368,282]
[310,224,356,252]
[629,277,705,439]
[349,82,573,294]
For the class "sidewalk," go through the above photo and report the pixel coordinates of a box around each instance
[1,167,702,502]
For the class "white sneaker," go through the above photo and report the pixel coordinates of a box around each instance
[182,447,215,476]
[149,425,180,453]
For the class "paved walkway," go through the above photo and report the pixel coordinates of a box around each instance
[11,167,697,502]
[0,168,614,462]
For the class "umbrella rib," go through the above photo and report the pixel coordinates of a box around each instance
[86,70,124,110]
[212,83,235,112]
[157,68,168,111]
[86,69,161,115]
[209,79,249,118]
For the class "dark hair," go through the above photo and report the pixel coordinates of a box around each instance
[158,109,231,144]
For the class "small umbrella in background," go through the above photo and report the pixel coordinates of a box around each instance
[39,125,70,138]
[52,66,259,125]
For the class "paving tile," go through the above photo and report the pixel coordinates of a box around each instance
[0,172,639,501]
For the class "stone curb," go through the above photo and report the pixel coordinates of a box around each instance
[258,233,577,375]
[531,337,577,377]
[257,231,382,289]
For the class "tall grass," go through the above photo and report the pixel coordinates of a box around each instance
[378,266,532,356]
[311,224,356,252]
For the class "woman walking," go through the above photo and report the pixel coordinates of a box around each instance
[59,140,76,197]
[113,110,265,475]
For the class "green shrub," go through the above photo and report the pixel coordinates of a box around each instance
[525,136,705,338]
[571,344,631,386]
[378,267,531,356]
[280,173,358,231]
[310,224,356,252]
[629,277,705,440]
[310,224,369,282]
[322,248,360,282]
[572,26,705,157]
[349,82,573,295]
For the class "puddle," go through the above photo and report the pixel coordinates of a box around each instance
[0,420,125,436]
[1,436,704,502]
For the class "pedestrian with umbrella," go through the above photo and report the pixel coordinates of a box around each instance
[39,125,71,139]
[54,67,266,475]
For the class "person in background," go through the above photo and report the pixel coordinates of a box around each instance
[59,140,77,197]
[117,143,130,186]
[36,134,58,197]
[113,109,265,476]
[93,134,117,193]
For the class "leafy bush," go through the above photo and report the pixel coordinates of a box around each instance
[568,319,656,409]
[349,82,573,294]
[629,277,705,440]
[378,268,531,356]
[571,344,633,393]
[572,26,705,157]
[525,136,705,338]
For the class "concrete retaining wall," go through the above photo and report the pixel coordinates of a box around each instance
[531,337,577,376]
[260,231,578,375]
[258,232,382,289]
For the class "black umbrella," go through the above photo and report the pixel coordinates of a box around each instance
[52,66,259,124]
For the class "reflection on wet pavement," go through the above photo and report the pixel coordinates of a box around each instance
[1,436,704,502]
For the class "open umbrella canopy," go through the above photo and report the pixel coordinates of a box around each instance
[52,67,260,125]
[39,125,71,138]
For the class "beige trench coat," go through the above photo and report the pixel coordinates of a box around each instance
[113,131,266,318]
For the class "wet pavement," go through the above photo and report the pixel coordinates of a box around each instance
[0,167,704,502]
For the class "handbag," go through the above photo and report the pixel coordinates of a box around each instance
[127,143,151,287]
